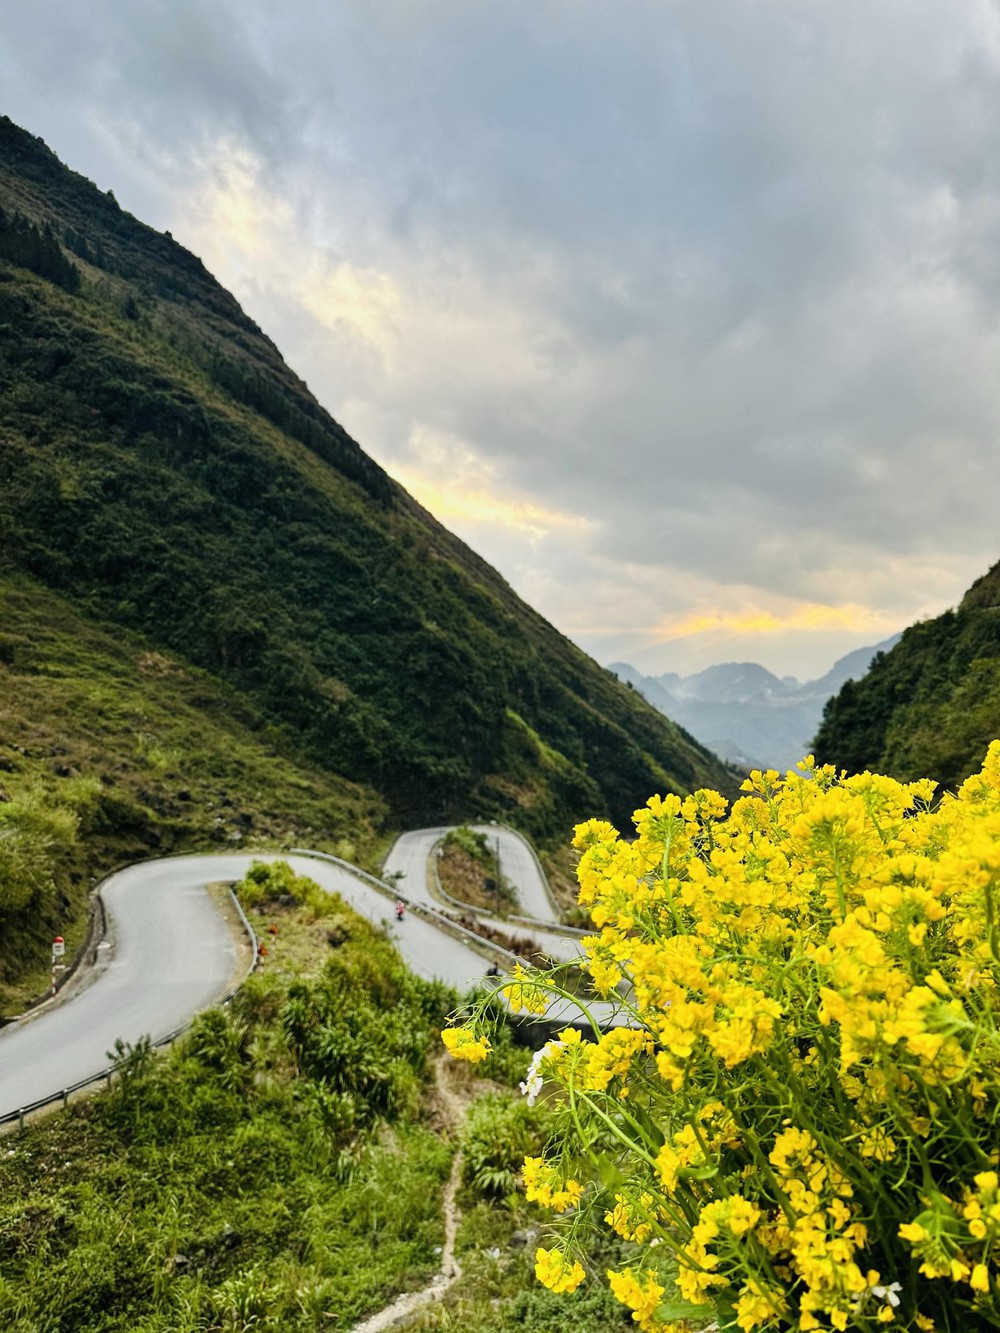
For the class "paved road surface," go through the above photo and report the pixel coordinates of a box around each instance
[0,856,241,1119]
[383,825,581,963]
[0,835,598,1122]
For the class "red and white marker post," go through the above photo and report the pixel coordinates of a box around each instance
[51,935,65,996]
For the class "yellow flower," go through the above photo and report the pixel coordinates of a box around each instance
[655,1141,681,1192]
[769,1126,816,1174]
[579,1029,651,1092]
[859,1127,897,1161]
[605,1192,655,1243]
[898,1221,928,1243]
[500,963,549,1015]
[970,1263,990,1293]
[550,1179,583,1212]
[573,819,619,850]
[535,1246,585,1293]
[440,1025,491,1063]
[522,1156,584,1212]
[727,1195,762,1236]
[735,1279,784,1330]
[691,1196,762,1251]
[675,1237,724,1304]
[607,1267,665,1327]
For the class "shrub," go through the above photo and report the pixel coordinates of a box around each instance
[186,1008,250,1091]
[445,744,1000,1332]
[211,1263,280,1330]
[445,825,493,864]
[460,1091,554,1200]
[236,859,335,919]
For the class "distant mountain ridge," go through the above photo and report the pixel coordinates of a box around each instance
[611,636,902,771]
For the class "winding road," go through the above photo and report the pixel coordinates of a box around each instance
[383,824,583,963]
[0,829,592,1123]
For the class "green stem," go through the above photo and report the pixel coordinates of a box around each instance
[575,1090,658,1168]
[827,826,847,919]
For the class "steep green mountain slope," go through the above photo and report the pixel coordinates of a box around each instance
[814,562,1000,788]
[0,117,729,852]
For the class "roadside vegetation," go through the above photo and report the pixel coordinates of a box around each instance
[0,872,455,1331]
[0,865,631,1333]
[406,1211,629,1333]
[437,825,516,915]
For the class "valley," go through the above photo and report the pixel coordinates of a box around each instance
[2,105,1000,1333]
[611,634,901,771]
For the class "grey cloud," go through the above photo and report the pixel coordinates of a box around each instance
[4,1,1000,672]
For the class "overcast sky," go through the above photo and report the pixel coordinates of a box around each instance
[4,1,1000,678]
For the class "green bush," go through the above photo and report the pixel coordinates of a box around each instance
[459,1092,554,1201]
[445,825,492,865]
[236,859,334,919]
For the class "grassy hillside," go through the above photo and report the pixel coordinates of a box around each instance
[0,114,729,844]
[0,575,387,1011]
[0,882,458,1331]
[0,875,630,1333]
[814,561,1000,788]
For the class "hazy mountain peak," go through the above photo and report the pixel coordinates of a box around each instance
[675,661,790,704]
[611,635,902,771]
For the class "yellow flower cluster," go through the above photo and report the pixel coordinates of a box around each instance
[655,1101,740,1193]
[760,1128,872,1330]
[677,1194,762,1307]
[607,1267,666,1330]
[605,1189,657,1243]
[572,748,1000,1096]
[440,1025,490,1063]
[535,1023,652,1097]
[462,743,1000,1332]
[522,1156,584,1213]
[534,1245,585,1293]
[500,963,549,1015]
[897,1170,1000,1294]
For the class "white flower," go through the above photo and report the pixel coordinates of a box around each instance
[854,1279,902,1315]
[870,1282,902,1308]
[519,1039,563,1106]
